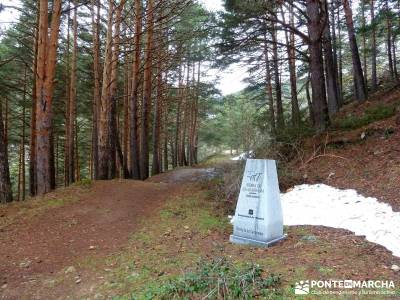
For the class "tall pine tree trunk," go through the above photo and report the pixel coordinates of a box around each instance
[130,0,142,180]
[35,0,62,195]
[343,0,367,102]
[361,0,368,87]
[66,1,77,185]
[108,0,126,179]
[337,6,344,100]
[272,23,284,129]
[91,0,101,180]
[281,4,300,126]
[98,0,114,180]
[151,62,162,175]
[322,0,339,116]
[371,0,378,91]
[306,0,329,132]
[0,99,12,203]
[386,0,394,79]
[140,0,154,180]
[30,3,40,196]
[264,31,275,134]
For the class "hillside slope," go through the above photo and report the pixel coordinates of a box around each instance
[289,85,400,211]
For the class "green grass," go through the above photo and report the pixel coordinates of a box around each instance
[84,190,233,298]
[136,257,282,300]
[333,104,396,130]
[46,198,68,208]
[199,153,232,167]
[58,182,398,300]
[73,178,93,188]
[198,210,228,232]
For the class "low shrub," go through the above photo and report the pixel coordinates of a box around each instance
[140,257,282,300]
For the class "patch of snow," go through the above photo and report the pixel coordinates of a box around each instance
[391,264,400,272]
[228,215,234,224]
[281,184,400,257]
[231,151,254,161]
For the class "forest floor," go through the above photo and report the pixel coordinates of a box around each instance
[1,164,400,299]
[287,85,400,212]
[1,87,400,299]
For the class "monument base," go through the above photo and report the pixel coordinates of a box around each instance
[229,234,287,247]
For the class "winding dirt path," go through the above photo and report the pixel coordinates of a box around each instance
[0,169,212,299]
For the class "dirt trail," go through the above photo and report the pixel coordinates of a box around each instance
[0,169,211,299]
[1,166,399,299]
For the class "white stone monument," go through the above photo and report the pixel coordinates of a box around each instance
[230,159,286,247]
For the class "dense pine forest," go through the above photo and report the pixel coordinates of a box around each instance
[0,0,399,202]
[1,1,400,298]
[0,0,215,201]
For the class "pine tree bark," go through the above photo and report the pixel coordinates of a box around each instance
[337,6,344,100]
[322,0,339,116]
[35,0,62,195]
[264,32,275,134]
[30,2,40,196]
[130,0,142,180]
[371,0,378,91]
[66,0,78,185]
[393,36,398,79]
[385,0,394,79]
[272,23,284,129]
[330,1,343,106]
[180,61,190,167]
[98,0,114,180]
[123,50,130,178]
[108,0,126,179]
[151,61,162,175]
[64,1,71,186]
[0,100,12,203]
[306,0,329,132]
[91,0,101,180]
[20,67,27,200]
[343,0,367,102]
[361,0,368,87]
[140,0,154,180]
[174,63,183,168]
[281,4,300,126]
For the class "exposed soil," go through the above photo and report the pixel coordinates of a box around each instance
[0,164,399,299]
[0,180,172,299]
[291,86,400,211]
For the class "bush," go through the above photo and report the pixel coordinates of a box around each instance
[140,258,282,300]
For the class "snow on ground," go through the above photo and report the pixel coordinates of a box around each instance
[231,151,254,161]
[281,184,400,257]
